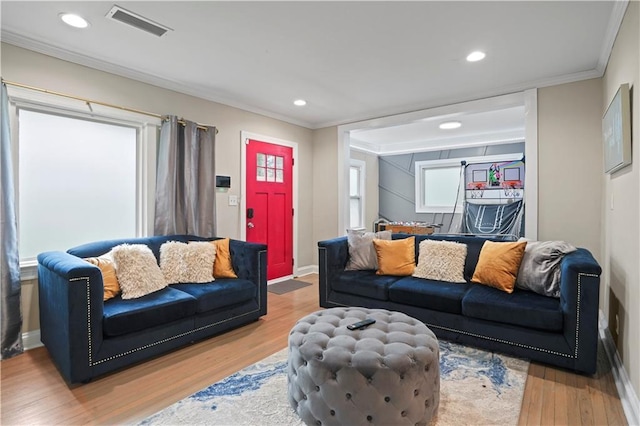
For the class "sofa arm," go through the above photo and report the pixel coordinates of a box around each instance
[229,239,268,316]
[559,248,602,374]
[317,237,349,307]
[37,251,105,384]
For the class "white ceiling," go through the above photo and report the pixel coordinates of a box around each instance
[0,1,625,151]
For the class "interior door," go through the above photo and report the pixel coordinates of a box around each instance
[246,139,293,280]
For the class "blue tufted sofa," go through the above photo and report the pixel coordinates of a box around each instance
[318,234,602,374]
[37,235,267,384]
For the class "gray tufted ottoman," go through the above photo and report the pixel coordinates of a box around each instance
[287,307,439,426]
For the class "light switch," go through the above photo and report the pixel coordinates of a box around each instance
[228,195,238,206]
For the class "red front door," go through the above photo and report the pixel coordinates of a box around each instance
[246,139,293,280]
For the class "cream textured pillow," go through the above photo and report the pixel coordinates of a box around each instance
[413,240,467,283]
[345,229,392,270]
[160,241,216,284]
[111,244,167,299]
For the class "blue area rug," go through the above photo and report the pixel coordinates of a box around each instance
[139,341,529,425]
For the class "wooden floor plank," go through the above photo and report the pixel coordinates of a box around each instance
[540,366,557,425]
[0,274,628,425]
[553,368,569,425]
[524,363,545,426]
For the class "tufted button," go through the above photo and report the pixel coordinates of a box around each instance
[330,410,335,416]
[303,395,307,400]
[414,389,419,396]
[315,386,320,391]
[425,399,430,407]
[384,396,391,402]
[346,393,352,400]
[367,415,373,422]
[316,421,321,426]
[400,374,404,380]
[401,411,407,417]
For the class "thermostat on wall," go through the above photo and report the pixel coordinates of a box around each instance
[216,175,231,188]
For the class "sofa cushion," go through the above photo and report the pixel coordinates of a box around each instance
[516,239,576,298]
[389,277,471,314]
[210,238,238,278]
[84,252,120,301]
[112,244,168,299]
[461,285,563,332]
[171,279,256,313]
[160,241,216,284]
[373,236,416,276]
[404,235,489,282]
[413,240,467,283]
[345,229,392,271]
[103,287,197,337]
[331,270,400,301]
[471,240,527,293]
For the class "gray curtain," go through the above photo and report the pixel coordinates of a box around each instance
[154,115,217,237]
[1,82,23,359]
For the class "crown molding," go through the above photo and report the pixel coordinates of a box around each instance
[1,30,314,129]
[596,0,629,75]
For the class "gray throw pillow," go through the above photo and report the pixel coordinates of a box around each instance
[345,230,392,270]
[515,239,577,298]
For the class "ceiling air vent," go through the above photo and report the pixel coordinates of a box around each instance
[106,5,172,37]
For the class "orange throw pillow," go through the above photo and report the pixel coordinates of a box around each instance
[210,238,238,278]
[471,240,527,293]
[372,237,416,276]
[85,254,120,301]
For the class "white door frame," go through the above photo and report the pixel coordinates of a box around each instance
[240,131,299,279]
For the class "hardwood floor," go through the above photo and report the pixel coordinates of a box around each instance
[1,274,627,425]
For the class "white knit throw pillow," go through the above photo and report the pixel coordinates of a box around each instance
[111,244,167,299]
[413,240,467,283]
[160,241,216,284]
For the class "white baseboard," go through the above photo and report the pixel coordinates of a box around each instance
[267,265,318,285]
[599,311,640,426]
[22,330,43,351]
[295,265,318,276]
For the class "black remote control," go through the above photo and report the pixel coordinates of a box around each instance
[347,318,376,330]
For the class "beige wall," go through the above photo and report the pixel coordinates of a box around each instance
[350,149,379,231]
[311,127,339,264]
[1,43,315,333]
[537,79,603,256]
[602,0,640,402]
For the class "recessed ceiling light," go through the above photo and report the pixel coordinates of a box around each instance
[439,121,462,130]
[466,51,486,62]
[60,13,90,28]
[293,99,307,106]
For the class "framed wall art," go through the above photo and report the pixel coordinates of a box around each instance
[603,83,632,174]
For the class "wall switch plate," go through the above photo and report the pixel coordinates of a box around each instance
[228,195,238,206]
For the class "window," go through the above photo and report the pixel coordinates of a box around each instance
[7,84,161,279]
[349,159,365,229]
[18,110,138,260]
[256,153,284,182]
[417,165,461,213]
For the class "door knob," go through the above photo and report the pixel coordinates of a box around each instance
[247,222,255,228]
